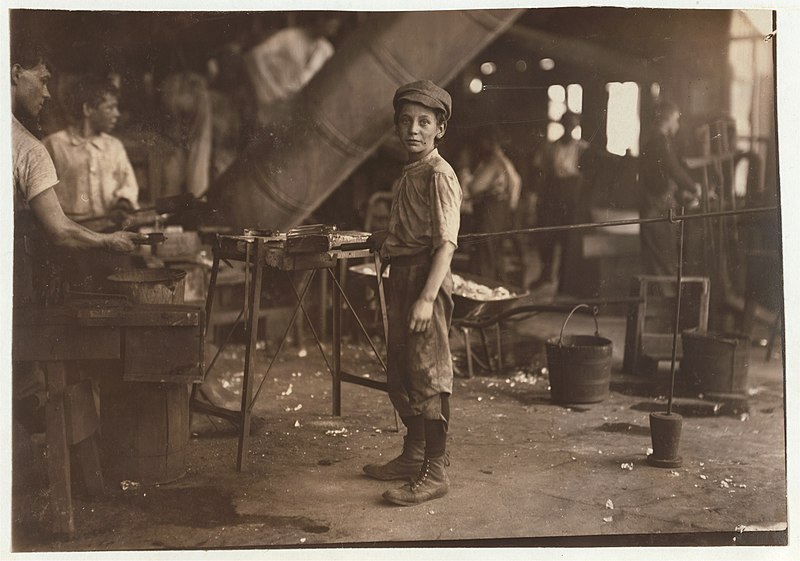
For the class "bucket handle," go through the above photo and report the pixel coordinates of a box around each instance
[558,304,601,347]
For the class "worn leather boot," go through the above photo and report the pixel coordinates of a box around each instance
[362,437,425,481]
[382,455,450,506]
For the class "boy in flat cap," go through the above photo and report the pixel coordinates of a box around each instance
[364,80,462,506]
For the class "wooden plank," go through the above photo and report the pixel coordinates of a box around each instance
[63,380,98,445]
[13,303,202,327]
[43,362,75,537]
[13,326,120,362]
[74,436,105,497]
[123,326,204,383]
[641,335,684,359]
[77,305,202,327]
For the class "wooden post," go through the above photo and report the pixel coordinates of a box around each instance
[43,361,75,537]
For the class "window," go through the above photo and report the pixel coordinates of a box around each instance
[606,82,641,157]
[547,83,583,142]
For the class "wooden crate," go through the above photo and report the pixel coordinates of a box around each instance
[622,275,710,375]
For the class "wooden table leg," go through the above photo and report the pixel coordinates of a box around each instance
[237,241,263,472]
[62,375,104,498]
[43,361,75,538]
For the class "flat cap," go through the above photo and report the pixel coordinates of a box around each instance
[393,80,452,121]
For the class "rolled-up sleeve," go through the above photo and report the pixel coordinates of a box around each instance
[430,171,462,250]
[22,143,58,203]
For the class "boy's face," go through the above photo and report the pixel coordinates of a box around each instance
[86,93,120,135]
[395,102,445,162]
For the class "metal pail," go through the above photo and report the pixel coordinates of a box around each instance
[108,268,187,305]
[546,304,613,404]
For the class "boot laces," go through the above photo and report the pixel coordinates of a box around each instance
[409,459,431,490]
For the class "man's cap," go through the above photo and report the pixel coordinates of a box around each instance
[393,80,452,121]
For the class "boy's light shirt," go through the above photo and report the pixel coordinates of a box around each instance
[382,148,462,258]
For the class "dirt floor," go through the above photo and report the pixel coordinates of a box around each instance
[9,290,789,556]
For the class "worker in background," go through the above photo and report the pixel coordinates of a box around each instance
[529,111,590,292]
[463,129,521,283]
[44,74,139,226]
[638,101,702,281]
[42,74,144,293]
[244,14,341,126]
[364,80,461,506]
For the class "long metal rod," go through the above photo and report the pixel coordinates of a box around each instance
[249,269,317,409]
[667,208,686,415]
[203,309,244,379]
[456,205,777,244]
[287,270,335,377]
[237,240,263,472]
[327,268,388,373]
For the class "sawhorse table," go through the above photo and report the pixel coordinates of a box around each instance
[201,234,390,472]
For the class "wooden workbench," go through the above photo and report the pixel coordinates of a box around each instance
[13,299,204,537]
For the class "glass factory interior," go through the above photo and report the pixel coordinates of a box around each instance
[7,7,785,553]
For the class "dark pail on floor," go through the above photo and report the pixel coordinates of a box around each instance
[546,305,613,404]
[681,329,750,394]
[101,373,190,486]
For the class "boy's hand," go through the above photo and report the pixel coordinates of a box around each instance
[367,230,389,252]
[409,297,434,332]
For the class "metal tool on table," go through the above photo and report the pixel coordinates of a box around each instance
[132,232,166,246]
[284,224,372,254]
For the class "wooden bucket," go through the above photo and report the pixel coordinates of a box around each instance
[546,305,613,404]
[100,374,189,486]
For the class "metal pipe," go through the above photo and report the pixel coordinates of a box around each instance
[667,208,686,415]
[456,205,778,244]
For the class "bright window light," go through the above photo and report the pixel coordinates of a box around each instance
[567,84,583,113]
[606,82,641,157]
[480,62,497,76]
[469,78,483,94]
[539,58,555,71]
[547,84,565,103]
[548,122,565,142]
[547,84,567,122]
[650,82,661,98]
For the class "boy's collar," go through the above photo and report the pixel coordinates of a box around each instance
[404,148,439,169]
[68,126,106,149]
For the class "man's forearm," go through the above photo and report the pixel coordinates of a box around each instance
[56,219,111,250]
[30,188,109,250]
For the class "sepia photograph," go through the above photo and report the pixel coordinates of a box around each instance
[3,1,795,558]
